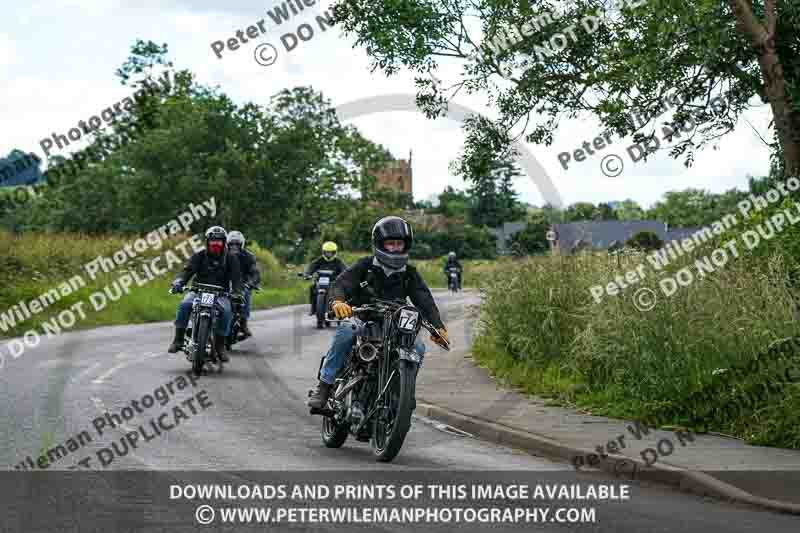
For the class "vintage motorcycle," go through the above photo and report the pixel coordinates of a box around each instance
[226,284,261,350]
[169,282,228,376]
[299,270,337,329]
[447,267,461,293]
[309,298,450,462]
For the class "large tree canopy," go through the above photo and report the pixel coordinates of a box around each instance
[331,0,800,176]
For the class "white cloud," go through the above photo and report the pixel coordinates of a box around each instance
[0,34,17,68]
[0,0,778,209]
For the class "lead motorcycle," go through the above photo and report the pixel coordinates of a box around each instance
[169,282,228,376]
[309,298,450,462]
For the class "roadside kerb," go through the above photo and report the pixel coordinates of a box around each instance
[416,399,800,515]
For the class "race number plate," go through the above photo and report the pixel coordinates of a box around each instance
[200,292,214,305]
[398,309,419,331]
[317,276,330,286]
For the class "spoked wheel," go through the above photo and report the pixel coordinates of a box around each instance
[193,316,211,377]
[316,292,327,329]
[321,408,350,448]
[372,360,417,462]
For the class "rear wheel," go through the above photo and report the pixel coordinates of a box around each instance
[193,315,211,376]
[372,360,417,462]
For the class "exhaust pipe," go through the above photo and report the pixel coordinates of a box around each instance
[358,342,378,362]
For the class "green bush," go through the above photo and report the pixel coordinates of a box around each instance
[626,230,663,251]
[473,245,800,448]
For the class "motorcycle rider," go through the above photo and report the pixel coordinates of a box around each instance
[303,241,347,316]
[227,230,260,338]
[167,226,242,362]
[307,216,449,409]
[443,251,463,289]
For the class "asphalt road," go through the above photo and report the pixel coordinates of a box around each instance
[0,292,797,532]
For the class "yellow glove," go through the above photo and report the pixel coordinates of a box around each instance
[431,327,449,348]
[332,301,353,319]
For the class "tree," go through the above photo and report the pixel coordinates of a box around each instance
[509,212,550,255]
[614,199,646,221]
[331,1,800,177]
[435,186,472,218]
[564,202,597,222]
[4,41,391,249]
[596,202,618,220]
[627,231,664,251]
[646,188,720,227]
[460,151,526,227]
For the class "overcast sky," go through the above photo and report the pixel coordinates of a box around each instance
[1,0,776,209]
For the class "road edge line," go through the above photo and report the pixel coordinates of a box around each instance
[416,399,800,515]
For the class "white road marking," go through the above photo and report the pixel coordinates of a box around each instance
[91,352,161,385]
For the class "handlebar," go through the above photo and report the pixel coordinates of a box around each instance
[169,282,229,296]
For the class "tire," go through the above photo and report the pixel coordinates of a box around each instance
[321,411,350,448]
[193,315,211,377]
[372,360,417,462]
[316,291,327,329]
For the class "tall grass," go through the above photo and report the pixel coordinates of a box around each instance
[0,231,306,339]
[473,245,800,448]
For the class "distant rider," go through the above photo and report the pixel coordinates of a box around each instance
[307,217,449,409]
[303,241,347,316]
[168,226,242,362]
[443,251,463,289]
[226,230,260,338]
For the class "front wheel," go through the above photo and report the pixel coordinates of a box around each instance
[321,412,350,448]
[193,315,211,376]
[372,360,417,462]
[316,291,327,329]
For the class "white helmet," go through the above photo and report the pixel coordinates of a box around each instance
[228,230,245,248]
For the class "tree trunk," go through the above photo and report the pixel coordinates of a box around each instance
[730,0,800,176]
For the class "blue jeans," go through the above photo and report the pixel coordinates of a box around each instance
[175,291,232,336]
[319,321,426,384]
[242,286,252,319]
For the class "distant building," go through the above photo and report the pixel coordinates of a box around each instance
[549,220,701,255]
[372,150,413,195]
[365,150,414,208]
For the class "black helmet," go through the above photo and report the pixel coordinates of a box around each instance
[205,226,227,243]
[372,216,413,269]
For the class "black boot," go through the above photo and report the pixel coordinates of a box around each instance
[307,381,332,409]
[241,318,252,337]
[215,336,229,362]
[168,328,185,353]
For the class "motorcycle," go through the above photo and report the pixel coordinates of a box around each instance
[309,298,451,462]
[169,282,228,376]
[447,267,461,294]
[299,270,336,329]
[226,284,261,350]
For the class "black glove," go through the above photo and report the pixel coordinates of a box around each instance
[170,281,183,294]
